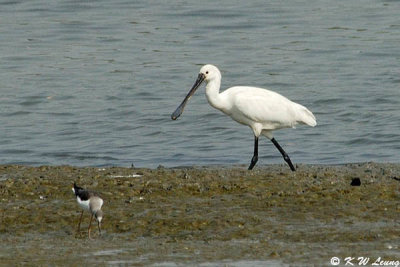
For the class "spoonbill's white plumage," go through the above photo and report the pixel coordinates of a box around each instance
[172,64,316,171]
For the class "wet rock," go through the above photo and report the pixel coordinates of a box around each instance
[351,178,361,186]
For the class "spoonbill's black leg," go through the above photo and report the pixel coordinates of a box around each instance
[271,138,296,171]
[248,136,259,170]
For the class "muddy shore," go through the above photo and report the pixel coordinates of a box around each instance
[0,163,399,266]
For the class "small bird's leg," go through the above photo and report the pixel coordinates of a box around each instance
[271,138,296,171]
[248,136,259,170]
[76,210,84,234]
[97,221,102,236]
[88,214,93,239]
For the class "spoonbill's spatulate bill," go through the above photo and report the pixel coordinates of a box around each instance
[171,64,316,171]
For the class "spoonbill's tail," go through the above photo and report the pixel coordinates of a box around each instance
[296,104,317,127]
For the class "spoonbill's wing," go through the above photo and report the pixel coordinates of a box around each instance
[231,87,298,127]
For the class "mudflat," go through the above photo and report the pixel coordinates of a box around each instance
[0,163,399,266]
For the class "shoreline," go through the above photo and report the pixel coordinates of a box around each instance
[2,160,400,169]
[1,162,399,265]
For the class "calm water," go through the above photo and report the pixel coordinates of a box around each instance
[0,0,399,167]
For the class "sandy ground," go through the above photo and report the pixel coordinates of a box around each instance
[0,163,399,266]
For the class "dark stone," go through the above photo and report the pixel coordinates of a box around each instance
[351,178,361,186]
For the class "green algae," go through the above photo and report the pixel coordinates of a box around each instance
[0,163,399,265]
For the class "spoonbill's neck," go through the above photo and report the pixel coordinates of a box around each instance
[205,76,226,111]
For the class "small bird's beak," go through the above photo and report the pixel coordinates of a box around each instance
[171,73,205,120]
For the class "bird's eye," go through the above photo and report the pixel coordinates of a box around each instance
[206,71,209,74]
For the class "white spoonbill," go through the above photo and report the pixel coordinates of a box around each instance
[171,64,316,171]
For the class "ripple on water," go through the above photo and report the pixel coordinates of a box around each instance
[0,0,399,167]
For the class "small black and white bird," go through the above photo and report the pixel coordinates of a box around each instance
[72,182,103,238]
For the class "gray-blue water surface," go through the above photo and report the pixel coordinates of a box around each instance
[1,0,399,168]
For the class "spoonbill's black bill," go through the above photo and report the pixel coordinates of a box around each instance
[171,64,316,171]
[171,73,205,120]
